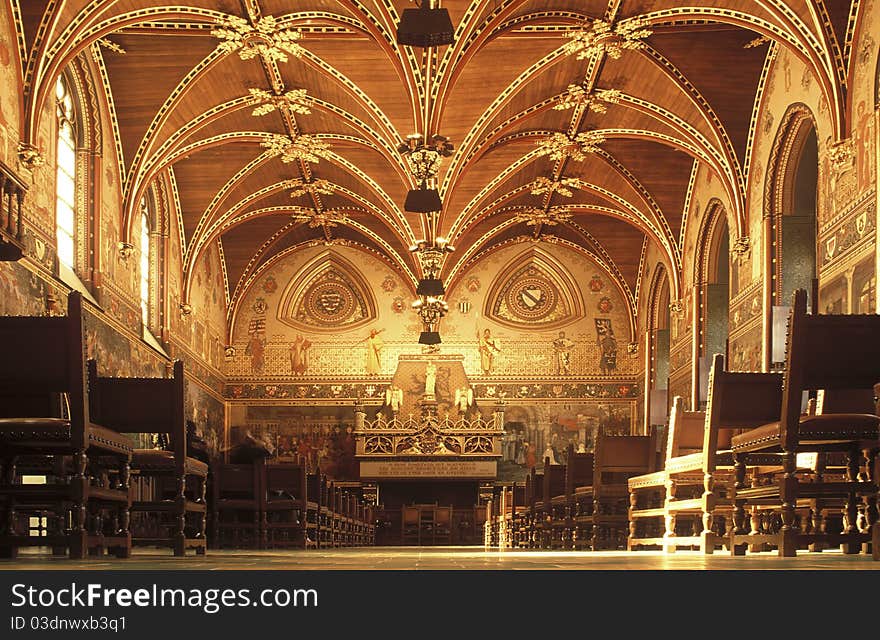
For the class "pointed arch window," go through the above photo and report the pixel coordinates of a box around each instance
[140,197,151,325]
[55,75,77,270]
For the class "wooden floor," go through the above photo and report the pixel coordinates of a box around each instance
[3,547,880,570]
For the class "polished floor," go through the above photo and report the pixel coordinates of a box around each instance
[3,546,880,570]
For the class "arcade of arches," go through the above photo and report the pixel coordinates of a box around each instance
[0,0,879,567]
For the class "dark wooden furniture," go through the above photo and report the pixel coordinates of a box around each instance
[400,504,453,545]
[262,461,309,548]
[88,359,207,556]
[523,467,544,548]
[572,432,657,550]
[0,292,132,559]
[729,289,880,557]
[210,462,262,549]
[542,459,567,549]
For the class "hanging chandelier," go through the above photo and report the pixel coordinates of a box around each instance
[398,133,453,212]
[412,296,449,345]
[410,236,454,296]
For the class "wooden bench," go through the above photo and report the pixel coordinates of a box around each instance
[729,289,880,557]
[0,292,132,559]
[88,359,207,556]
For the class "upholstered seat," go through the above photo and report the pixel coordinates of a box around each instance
[0,418,71,442]
[731,414,880,452]
[132,449,208,476]
[0,418,133,454]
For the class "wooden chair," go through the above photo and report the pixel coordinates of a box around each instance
[574,432,656,550]
[542,458,566,549]
[661,357,784,554]
[210,461,261,549]
[566,448,595,550]
[524,466,544,548]
[0,292,132,559]
[729,289,880,557]
[627,397,695,551]
[262,461,309,548]
[87,359,207,556]
[304,470,321,547]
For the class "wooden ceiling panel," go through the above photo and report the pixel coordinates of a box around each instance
[102,32,217,170]
[598,47,714,144]
[303,37,416,137]
[647,26,770,166]
[570,215,647,290]
[439,37,564,155]
[259,0,359,20]
[221,212,293,291]
[171,141,263,241]
[156,53,271,146]
[278,55,390,135]
[600,137,695,236]
[21,0,847,327]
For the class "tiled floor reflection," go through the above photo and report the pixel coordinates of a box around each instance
[3,546,880,570]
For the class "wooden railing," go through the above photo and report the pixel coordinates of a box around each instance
[0,159,27,261]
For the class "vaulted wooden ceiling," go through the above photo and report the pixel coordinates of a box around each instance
[11,0,858,327]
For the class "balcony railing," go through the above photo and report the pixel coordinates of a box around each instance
[0,159,26,261]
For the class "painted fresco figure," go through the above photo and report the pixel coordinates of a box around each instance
[245,333,265,373]
[595,319,617,374]
[477,328,501,375]
[552,330,575,375]
[364,328,385,376]
[290,334,312,375]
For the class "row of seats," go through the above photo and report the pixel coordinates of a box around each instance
[0,292,207,558]
[486,289,880,558]
[211,460,374,549]
[484,433,661,550]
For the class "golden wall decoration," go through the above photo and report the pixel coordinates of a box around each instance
[485,248,584,329]
[277,251,376,332]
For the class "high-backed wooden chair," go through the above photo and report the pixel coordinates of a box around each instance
[572,432,655,550]
[596,433,656,550]
[304,470,322,547]
[0,292,132,559]
[210,461,262,548]
[524,466,544,548]
[262,461,309,548]
[88,359,207,556]
[660,356,785,554]
[627,396,701,550]
[566,448,595,549]
[729,289,880,557]
[542,458,566,549]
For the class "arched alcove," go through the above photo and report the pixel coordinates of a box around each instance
[766,105,819,367]
[694,201,730,408]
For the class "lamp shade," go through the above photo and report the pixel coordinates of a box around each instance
[396,7,454,47]
[404,188,442,213]
[416,278,445,296]
[418,331,442,345]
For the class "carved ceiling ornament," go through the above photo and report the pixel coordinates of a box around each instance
[536,131,606,162]
[277,251,377,332]
[562,18,652,61]
[484,248,584,329]
[212,14,304,63]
